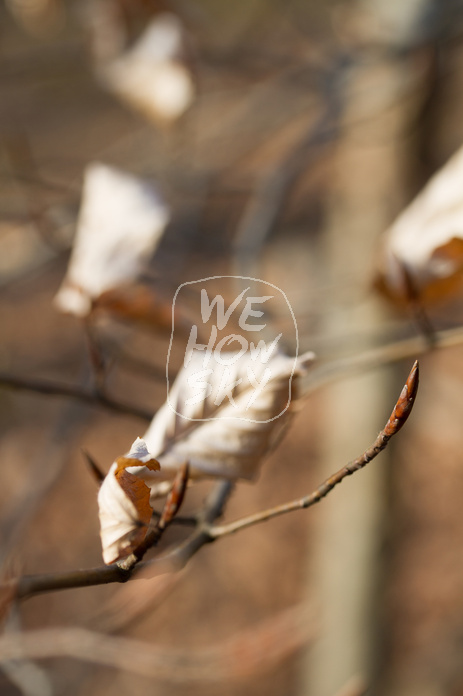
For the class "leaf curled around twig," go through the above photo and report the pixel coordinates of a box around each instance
[98,438,161,564]
[140,347,315,491]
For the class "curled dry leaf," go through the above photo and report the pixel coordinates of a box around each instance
[99,13,195,123]
[98,437,160,564]
[54,163,169,318]
[137,347,314,492]
[377,145,463,306]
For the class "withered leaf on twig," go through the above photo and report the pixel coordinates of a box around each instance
[98,438,160,564]
[137,347,315,492]
[54,163,169,318]
[376,145,463,306]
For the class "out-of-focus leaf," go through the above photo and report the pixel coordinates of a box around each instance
[98,437,160,564]
[376,145,463,306]
[137,347,314,491]
[54,163,169,318]
[99,13,195,123]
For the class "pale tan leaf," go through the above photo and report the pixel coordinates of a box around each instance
[377,145,463,304]
[99,14,195,123]
[98,438,161,564]
[54,163,169,317]
[139,347,314,490]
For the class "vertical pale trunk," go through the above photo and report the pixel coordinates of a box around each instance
[301,46,425,695]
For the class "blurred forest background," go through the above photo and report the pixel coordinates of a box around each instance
[2,0,463,695]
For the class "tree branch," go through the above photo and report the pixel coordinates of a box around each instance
[208,361,419,539]
[7,480,233,601]
[0,320,457,420]
[303,323,462,396]
[2,362,418,602]
[0,372,153,421]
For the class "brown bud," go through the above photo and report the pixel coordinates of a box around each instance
[159,463,190,529]
[384,360,419,437]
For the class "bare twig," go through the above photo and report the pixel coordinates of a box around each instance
[0,318,456,423]
[303,323,463,396]
[0,371,153,421]
[0,315,459,423]
[208,361,419,539]
[82,450,105,484]
[6,480,232,601]
[0,361,418,601]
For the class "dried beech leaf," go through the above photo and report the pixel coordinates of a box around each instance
[98,438,161,564]
[138,347,314,491]
[99,14,194,123]
[54,163,169,317]
[377,145,463,305]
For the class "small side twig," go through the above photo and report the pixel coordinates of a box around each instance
[82,450,105,484]
[208,361,419,539]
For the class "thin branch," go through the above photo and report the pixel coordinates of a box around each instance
[303,323,463,397]
[0,321,457,423]
[2,363,418,601]
[1,360,419,600]
[7,480,232,601]
[82,450,105,484]
[208,361,419,539]
[0,371,153,421]
[0,312,459,425]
